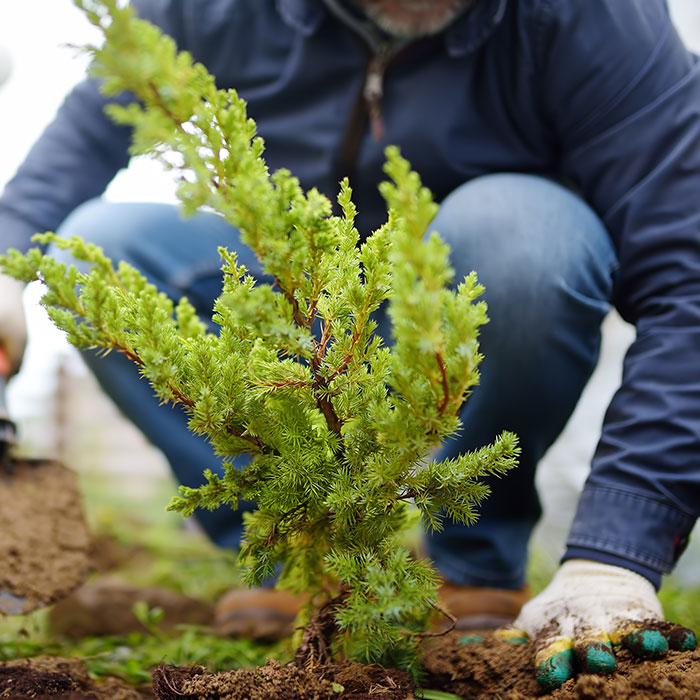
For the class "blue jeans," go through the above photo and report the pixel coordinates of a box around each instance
[54,174,617,588]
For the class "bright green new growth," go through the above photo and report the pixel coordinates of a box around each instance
[0,0,518,670]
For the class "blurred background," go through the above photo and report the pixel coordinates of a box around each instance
[1,0,699,581]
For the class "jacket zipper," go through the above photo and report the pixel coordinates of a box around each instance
[364,52,388,141]
[337,41,416,186]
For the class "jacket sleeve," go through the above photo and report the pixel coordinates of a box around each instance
[533,0,700,583]
[0,0,181,255]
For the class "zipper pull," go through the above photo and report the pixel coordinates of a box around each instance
[364,54,386,141]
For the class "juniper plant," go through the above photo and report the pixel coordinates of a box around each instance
[0,0,518,672]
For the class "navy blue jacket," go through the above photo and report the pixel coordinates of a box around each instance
[2,0,699,585]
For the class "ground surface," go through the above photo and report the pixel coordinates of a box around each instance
[2,446,700,699]
[5,635,700,700]
[0,656,151,699]
[423,632,700,700]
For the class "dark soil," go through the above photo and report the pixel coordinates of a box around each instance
[0,656,152,699]
[5,634,700,699]
[422,631,700,700]
[145,630,700,700]
[152,660,414,700]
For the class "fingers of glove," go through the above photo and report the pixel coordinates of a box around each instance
[662,623,697,651]
[494,627,529,644]
[616,621,696,658]
[537,635,617,689]
[459,628,528,646]
[534,636,575,690]
[572,633,617,676]
[619,627,668,659]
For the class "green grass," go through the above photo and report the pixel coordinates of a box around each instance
[0,469,290,682]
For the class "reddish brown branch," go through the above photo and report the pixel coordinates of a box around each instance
[317,319,332,361]
[294,587,350,669]
[114,339,266,452]
[418,598,457,638]
[224,423,266,452]
[326,327,363,383]
[316,395,343,435]
[289,293,307,329]
[306,321,344,437]
[112,340,196,408]
[308,297,319,328]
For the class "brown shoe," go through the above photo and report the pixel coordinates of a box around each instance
[214,587,307,642]
[437,580,530,631]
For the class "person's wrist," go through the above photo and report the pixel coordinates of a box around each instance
[562,546,662,589]
[0,273,27,375]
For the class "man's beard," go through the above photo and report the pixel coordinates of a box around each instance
[353,0,476,38]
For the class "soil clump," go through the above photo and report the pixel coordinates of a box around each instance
[152,659,414,700]
[4,625,700,699]
[422,631,700,699]
[0,459,92,613]
[0,656,152,699]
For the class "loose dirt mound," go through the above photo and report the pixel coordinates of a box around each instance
[152,659,413,700]
[422,631,700,699]
[5,633,700,699]
[0,656,152,699]
[0,460,92,613]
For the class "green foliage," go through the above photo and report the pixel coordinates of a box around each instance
[0,0,518,667]
[0,621,289,686]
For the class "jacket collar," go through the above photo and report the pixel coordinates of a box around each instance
[276,0,326,36]
[276,0,508,55]
[445,0,508,57]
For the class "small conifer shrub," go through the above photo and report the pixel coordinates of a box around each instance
[0,0,518,671]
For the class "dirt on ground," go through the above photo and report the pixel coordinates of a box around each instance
[146,637,700,699]
[152,659,414,700]
[4,638,700,699]
[422,631,700,699]
[0,656,152,699]
[0,460,92,613]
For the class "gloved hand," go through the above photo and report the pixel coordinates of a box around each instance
[0,273,27,376]
[504,559,696,690]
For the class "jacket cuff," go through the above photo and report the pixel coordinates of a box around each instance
[564,485,695,586]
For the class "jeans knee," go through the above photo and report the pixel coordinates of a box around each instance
[54,198,133,266]
[433,174,617,329]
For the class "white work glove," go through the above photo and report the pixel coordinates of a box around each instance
[0,273,27,376]
[503,559,696,689]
